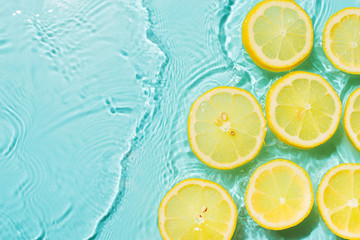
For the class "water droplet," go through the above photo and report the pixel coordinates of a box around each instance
[200,102,210,112]
[260,99,265,107]
[119,49,128,56]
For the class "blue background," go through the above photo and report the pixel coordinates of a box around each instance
[1,0,360,239]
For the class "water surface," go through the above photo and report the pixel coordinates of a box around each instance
[1,0,360,239]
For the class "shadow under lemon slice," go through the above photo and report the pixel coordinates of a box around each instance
[317,164,360,239]
[242,0,313,72]
[245,159,313,230]
[188,87,267,169]
[158,179,237,240]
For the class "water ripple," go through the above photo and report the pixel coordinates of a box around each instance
[86,0,168,238]
[0,71,34,162]
[2,0,360,239]
[0,211,25,239]
[0,108,20,158]
[1,0,153,238]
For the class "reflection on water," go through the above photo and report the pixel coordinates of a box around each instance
[0,0,359,239]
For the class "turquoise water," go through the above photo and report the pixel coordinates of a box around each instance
[1,0,360,239]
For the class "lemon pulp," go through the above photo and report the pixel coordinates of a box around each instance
[317,164,360,239]
[245,159,313,230]
[344,88,360,151]
[324,8,360,74]
[242,0,313,71]
[188,87,266,169]
[158,179,237,240]
[266,71,342,149]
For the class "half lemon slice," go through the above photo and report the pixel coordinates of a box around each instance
[188,87,267,169]
[265,71,342,149]
[344,88,360,151]
[323,8,360,74]
[158,179,237,240]
[245,159,313,230]
[242,0,313,72]
[317,164,360,239]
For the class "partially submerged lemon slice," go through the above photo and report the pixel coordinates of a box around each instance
[188,87,267,169]
[242,0,313,72]
[245,159,313,230]
[317,164,360,239]
[265,71,342,149]
[323,8,360,74]
[158,179,237,240]
[344,88,360,151]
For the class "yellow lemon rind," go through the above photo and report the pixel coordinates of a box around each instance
[245,159,314,230]
[265,71,342,149]
[158,178,237,240]
[323,8,360,75]
[242,0,313,72]
[344,88,360,151]
[317,163,360,239]
[188,86,267,170]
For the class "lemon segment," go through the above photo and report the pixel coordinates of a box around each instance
[245,159,313,230]
[317,164,360,239]
[265,71,342,149]
[344,88,360,151]
[188,87,267,169]
[158,179,237,240]
[242,0,313,72]
[323,8,360,74]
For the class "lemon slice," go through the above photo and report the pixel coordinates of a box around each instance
[323,8,360,74]
[245,159,313,230]
[317,164,360,239]
[158,179,237,240]
[188,87,267,169]
[242,0,313,72]
[265,71,342,149]
[344,88,360,151]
